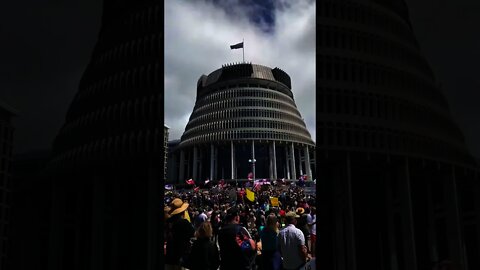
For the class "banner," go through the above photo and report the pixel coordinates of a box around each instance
[246,188,255,202]
[270,197,279,207]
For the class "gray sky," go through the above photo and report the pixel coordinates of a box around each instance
[164,0,316,142]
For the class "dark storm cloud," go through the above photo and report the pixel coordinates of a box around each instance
[0,1,102,154]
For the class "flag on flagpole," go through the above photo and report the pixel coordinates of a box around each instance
[230,42,243,49]
[246,188,255,202]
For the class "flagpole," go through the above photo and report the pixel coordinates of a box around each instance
[243,38,245,63]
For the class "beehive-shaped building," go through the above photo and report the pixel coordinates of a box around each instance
[46,1,163,269]
[315,1,480,270]
[168,63,316,183]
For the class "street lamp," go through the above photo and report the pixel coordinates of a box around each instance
[249,158,256,183]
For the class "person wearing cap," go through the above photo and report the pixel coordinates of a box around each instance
[277,211,308,270]
[218,206,256,270]
[165,198,195,270]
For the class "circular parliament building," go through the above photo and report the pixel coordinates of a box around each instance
[167,63,316,183]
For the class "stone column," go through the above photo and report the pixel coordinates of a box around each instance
[91,175,105,270]
[447,166,466,269]
[291,143,296,180]
[401,157,418,270]
[427,165,439,263]
[74,187,82,269]
[285,146,291,179]
[179,150,185,182]
[273,141,277,180]
[48,178,65,270]
[214,146,218,180]
[269,143,274,180]
[199,148,203,181]
[193,146,198,181]
[304,146,312,180]
[346,153,357,270]
[386,169,398,269]
[231,141,235,180]
[186,150,191,180]
[298,148,304,176]
[210,144,215,181]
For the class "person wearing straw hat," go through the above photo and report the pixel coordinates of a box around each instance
[295,207,310,253]
[165,198,195,270]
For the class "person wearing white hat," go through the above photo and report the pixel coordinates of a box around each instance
[165,198,195,270]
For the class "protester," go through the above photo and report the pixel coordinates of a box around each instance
[278,211,308,270]
[307,207,316,257]
[210,205,221,244]
[218,206,256,270]
[260,214,282,270]
[164,180,316,269]
[296,207,310,253]
[165,198,195,270]
[188,221,220,270]
[194,208,208,230]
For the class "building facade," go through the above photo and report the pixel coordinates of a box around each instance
[316,1,480,270]
[46,1,163,270]
[0,101,16,270]
[169,63,316,183]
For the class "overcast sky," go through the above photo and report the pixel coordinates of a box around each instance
[164,0,316,142]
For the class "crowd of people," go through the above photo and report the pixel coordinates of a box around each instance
[164,180,316,270]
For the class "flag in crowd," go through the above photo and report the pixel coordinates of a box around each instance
[186,179,195,185]
[270,196,279,206]
[184,210,191,222]
[165,184,173,190]
[246,188,255,202]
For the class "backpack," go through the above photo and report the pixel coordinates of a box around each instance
[234,225,256,262]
